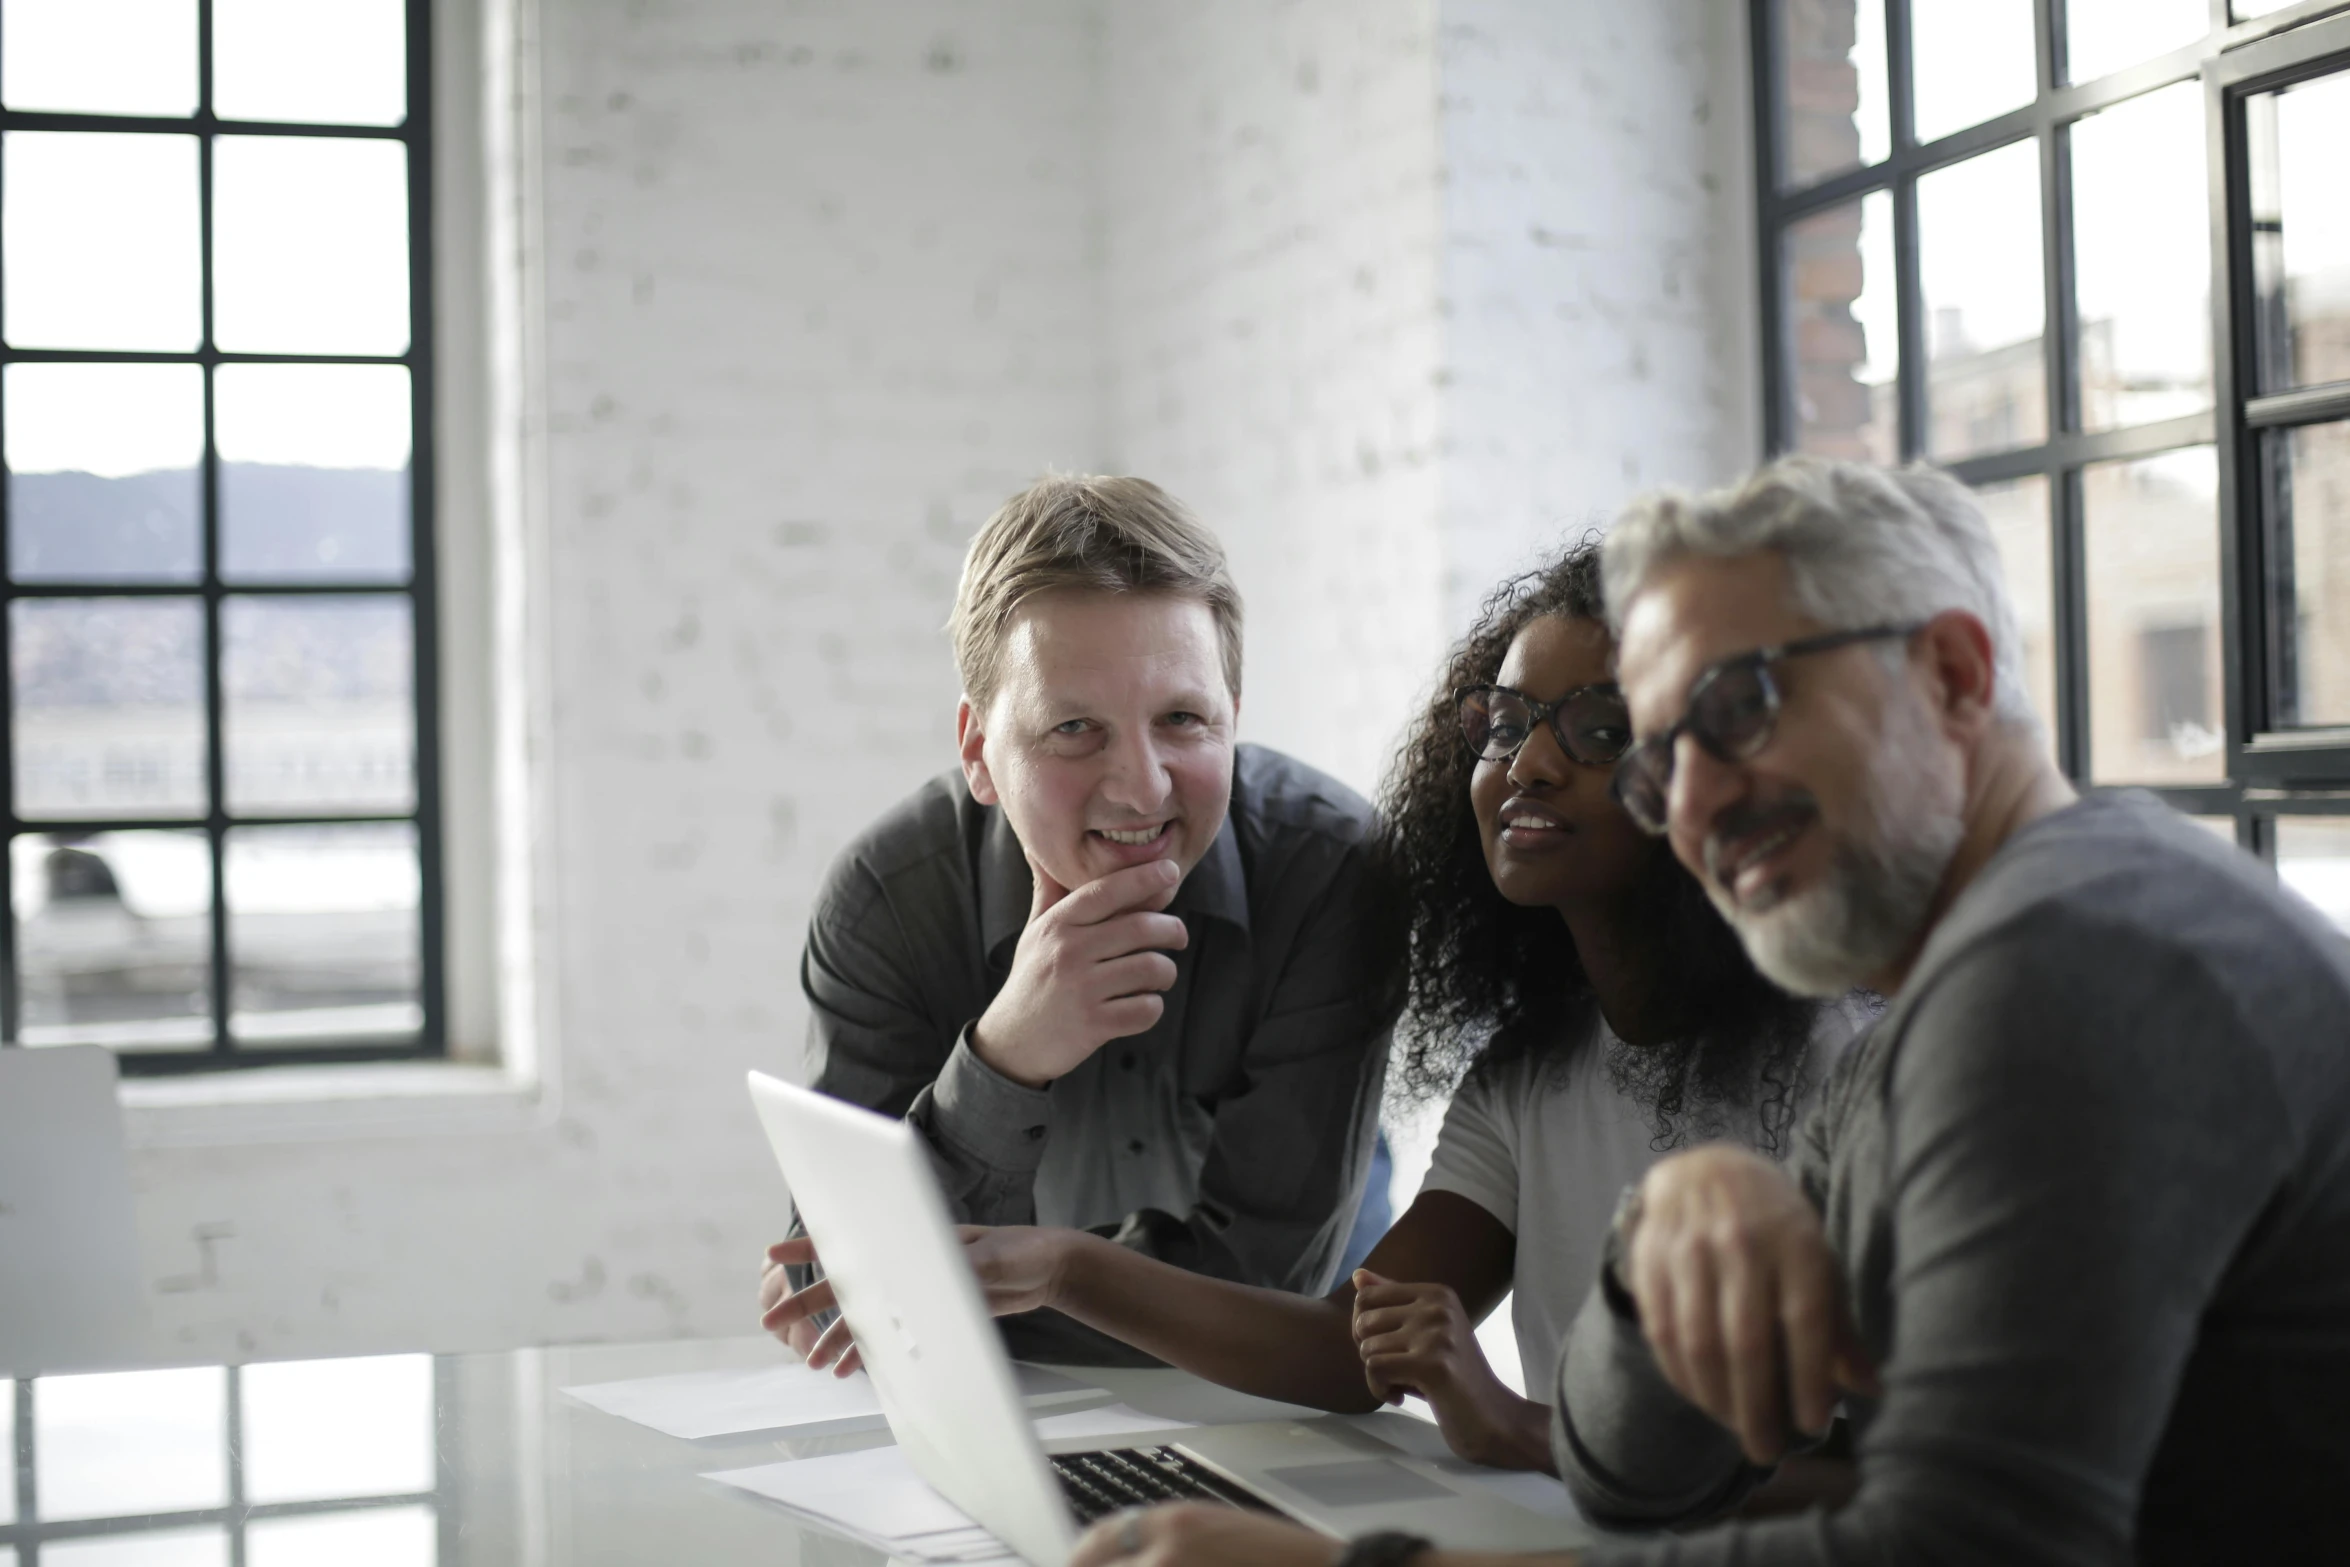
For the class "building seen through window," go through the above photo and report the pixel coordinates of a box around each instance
[0,0,439,1067]
[1758,0,2350,927]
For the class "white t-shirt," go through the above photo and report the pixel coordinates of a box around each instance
[1419,1010,1859,1394]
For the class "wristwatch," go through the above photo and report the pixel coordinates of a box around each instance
[1333,1530,1432,1567]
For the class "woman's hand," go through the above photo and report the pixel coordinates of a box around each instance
[1069,1504,1335,1567]
[759,1238,863,1374]
[958,1224,1078,1316]
[758,1226,1082,1376]
[1351,1270,1554,1472]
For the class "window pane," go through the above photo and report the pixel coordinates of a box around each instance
[1920,139,2047,460]
[1910,0,2036,144]
[2262,419,2350,729]
[247,1504,435,1567]
[2188,814,2240,845]
[2073,83,2212,432]
[215,0,407,127]
[223,595,414,814]
[1974,475,2058,753]
[243,1354,434,1504]
[3,132,202,352]
[43,1531,229,1567]
[12,830,213,1051]
[34,1366,227,1520]
[1777,0,1889,186]
[227,822,420,1046]
[2278,818,2350,937]
[2235,0,2301,16]
[218,365,412,583]
[1,0,197,117]
[212,136,410,355]
[1788,192,1899,462]
[7,364,203,584]
[11,598,208,820]
[2249,69,2350,394]
[2084,446,2224,784]
[2066,0,2207,85]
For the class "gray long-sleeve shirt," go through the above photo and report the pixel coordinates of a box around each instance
[799,743,1403,1362]
[1553,792,2350,1565]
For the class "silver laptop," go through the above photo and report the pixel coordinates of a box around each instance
[746,1070,1591,1567]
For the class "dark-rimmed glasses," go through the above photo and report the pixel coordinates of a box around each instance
[1610,623,1927,835]
[1456,682,1633,767]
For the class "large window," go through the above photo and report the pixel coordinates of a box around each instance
[0,0,443,1070]
[1754,0,2350,929]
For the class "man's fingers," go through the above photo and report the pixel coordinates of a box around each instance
[1095,950,1180,999]
[807,1315,859,1373]
[1098,994,1164,1039]
[1719,1255,1788,1464]
[1350,1305,1416,1342]
[761,1277,837,1332]
[1053,859,1183,925]
[1778,1267,1840,1437]
[1666,1244,1728,1423]
[766,1237,819,1266]
[1832,1312,1882,1398]
[1092,910,1189,956]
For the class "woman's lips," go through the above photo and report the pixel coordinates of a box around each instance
[1496,800,1572,848]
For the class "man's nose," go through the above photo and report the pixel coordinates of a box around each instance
[1666,733,1745,867]
[1101,728,1175,813]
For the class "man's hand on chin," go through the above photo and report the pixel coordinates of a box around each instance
[970,856,1189,1087]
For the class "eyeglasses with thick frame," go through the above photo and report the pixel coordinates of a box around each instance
[1609,622,1928,835]
[1455,681,1634,768]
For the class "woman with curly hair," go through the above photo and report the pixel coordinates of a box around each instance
[763,539,1853,1472]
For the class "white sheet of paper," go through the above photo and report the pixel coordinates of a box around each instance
[1031,1401,1196,1443]
[565,1358,1107,1441]
[706,1444,986,1559]
[706,1405,1199,1560]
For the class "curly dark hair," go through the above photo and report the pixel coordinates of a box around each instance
[1376,536,1827,1154]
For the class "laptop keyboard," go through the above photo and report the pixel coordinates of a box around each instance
[1049,1445,1279,1524]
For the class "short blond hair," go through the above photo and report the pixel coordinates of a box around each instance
[949,474,1244,712]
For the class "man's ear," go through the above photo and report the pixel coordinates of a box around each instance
[956,696,1000,806]
[1918,609,1999,734]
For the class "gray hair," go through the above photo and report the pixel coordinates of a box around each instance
[1601,457,2037,730]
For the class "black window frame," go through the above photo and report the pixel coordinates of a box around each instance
[1751,0,2350,870]
[0,0,445,1073]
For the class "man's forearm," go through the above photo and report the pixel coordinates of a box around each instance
[1051,1232,1381,1412]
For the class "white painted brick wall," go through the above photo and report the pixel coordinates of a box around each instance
[1102,0,1453,800]
[1437,0,1762,634]
[120,0,1760,1361]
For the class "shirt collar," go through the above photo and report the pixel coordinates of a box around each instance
[980,808,1251,968]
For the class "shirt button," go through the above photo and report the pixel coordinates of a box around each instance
[1120,1053,1137,1072]
[1127,1139,1145,1155]
[1025,1125,1046,1142]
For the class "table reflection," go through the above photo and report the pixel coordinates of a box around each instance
[0,1337,924,1567]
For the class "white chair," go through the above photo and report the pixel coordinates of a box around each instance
[0,1044,149,1375]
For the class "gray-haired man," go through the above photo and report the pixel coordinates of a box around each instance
[1540,456,2350,1564]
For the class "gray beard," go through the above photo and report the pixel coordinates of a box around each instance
[1717,709,1966,998]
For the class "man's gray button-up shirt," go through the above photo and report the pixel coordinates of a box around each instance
[797,743,1404,1361]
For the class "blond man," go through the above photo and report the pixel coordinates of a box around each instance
[762,475,1402,1362]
